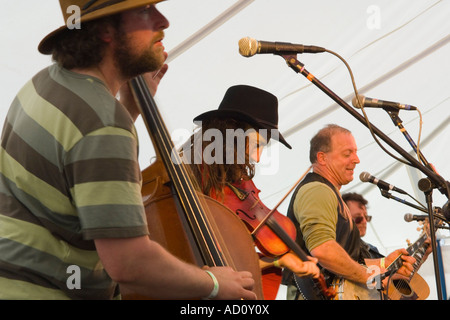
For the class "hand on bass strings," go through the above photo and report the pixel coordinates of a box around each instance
[203,266,257,300]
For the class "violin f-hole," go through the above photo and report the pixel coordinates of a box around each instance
[236,209,257,221]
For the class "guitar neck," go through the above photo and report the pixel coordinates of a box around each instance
[387,232,427,273]
[410,241,429,277]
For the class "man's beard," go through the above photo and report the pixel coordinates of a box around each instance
[113,31,164,79]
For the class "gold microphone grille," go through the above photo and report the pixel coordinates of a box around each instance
[238,37,257,57]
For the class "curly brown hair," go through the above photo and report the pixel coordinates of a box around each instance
[51,14,121,69]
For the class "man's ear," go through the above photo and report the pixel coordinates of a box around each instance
[316,151,327,165]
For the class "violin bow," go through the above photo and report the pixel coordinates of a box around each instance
[251,166,312,235]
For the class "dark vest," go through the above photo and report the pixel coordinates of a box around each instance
[282,172,368,287]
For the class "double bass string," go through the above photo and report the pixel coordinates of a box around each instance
[176,127,241,271]
[124,76,265,299]
[131,75,232,269]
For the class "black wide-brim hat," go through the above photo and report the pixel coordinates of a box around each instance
[193,85,292,149]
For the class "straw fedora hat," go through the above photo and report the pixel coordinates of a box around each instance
[194,85,292,149]
[38,0,164,54]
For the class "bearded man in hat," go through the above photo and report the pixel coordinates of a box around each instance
[0,1,256,300]
[182,85,320,300]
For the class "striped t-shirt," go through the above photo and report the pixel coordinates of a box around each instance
[0,64,149,299]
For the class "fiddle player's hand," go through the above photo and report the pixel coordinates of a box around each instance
[203,266,257,300]
[277,252,320,279]
[385,248,416,280]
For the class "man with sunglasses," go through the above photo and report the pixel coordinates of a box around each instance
[342,192,384,259]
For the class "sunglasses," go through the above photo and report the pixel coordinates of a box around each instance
[354,215,372,224]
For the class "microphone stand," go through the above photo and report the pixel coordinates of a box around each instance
[418,177,445,300]
[280,54,448,300]
[379,189,428,214]
[379,189,448,222]
[383,109,432,171]
[383,110,448,299]
[381,188,446,300]
[279,54,448,194]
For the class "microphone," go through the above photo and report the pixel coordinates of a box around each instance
[352,95,417,111]
[443,200,450,221]
[404,213,428,222]
[238,37,326,57]
[359,171,407,194]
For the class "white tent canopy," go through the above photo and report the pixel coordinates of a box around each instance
[1,0,449,299]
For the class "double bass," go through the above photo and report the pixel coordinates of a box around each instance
[123,75,264,299]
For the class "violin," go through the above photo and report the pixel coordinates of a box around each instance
[224,179,296,257]
[223,178,336,300]
[123,75,264,299]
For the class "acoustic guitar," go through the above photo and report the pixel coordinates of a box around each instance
[386,221,431,300]
[331,221,431,300]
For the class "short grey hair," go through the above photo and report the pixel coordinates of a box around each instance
[309,124,351,163]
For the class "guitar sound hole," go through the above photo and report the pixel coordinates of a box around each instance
[393,279,412,296]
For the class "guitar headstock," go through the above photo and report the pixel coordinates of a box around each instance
[417,219,429,236]
[416,213,445,239]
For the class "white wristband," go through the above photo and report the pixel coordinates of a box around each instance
[204,270,219,299]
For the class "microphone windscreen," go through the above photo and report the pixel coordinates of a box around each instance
[359,171,371,182]
[352,95,365,108]
[404,213,413,222]
[238,37,257,57]
[443,200,450,221]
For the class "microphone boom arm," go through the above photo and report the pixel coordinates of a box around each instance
[279,53,448,299]
[280,54,448,197]
[384,109,431,170]
[380,190,427,214]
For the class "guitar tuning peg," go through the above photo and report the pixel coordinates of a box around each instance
[406,239,411,246]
